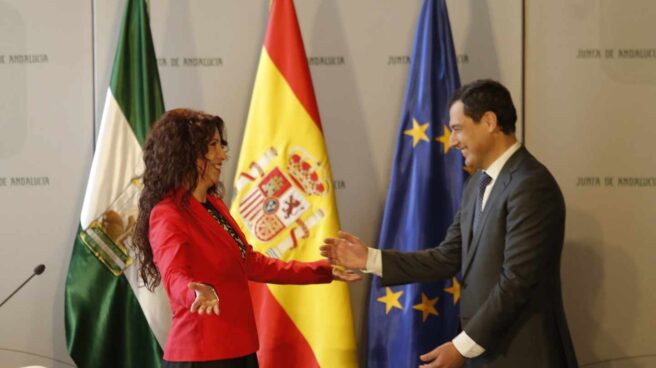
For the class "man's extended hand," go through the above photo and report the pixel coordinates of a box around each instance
[419,341,465,368]
[188,282,220,316]
[320,231,369,269]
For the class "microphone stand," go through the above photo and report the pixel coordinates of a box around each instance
[0,264,46,308]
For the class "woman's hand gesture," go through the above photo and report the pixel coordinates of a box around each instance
[188,282,220,316]
[332,267,363,282]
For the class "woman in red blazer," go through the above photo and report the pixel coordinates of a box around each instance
[133,109,358,368]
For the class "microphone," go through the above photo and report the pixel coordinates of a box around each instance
[0,264,46,308]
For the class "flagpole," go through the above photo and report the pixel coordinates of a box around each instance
[91,0,96,150]
[521,0,526,144]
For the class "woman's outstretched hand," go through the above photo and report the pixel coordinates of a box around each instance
[332,267,363,282]
[188,282,220,315]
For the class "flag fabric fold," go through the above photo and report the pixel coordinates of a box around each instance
[65,1,170,367]
[229,1,357,367]
[367,0,465,366]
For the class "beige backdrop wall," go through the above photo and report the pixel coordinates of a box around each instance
[526,1,656,367]
[0,1,522,367]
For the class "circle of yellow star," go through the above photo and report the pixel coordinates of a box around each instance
[444,277,461,304]
[413,292,439,322]
[404,119,430,148]
[436,125,452,154]
[377,287,404,314]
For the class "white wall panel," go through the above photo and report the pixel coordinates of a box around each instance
[0,1,93,367]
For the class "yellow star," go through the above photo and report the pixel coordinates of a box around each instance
[436,125,452,154]
[403,119,430,148]
[444,277,461,304]
[413,292,439,322]
[377,287,404,314]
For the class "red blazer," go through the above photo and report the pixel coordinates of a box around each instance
[149,189,333,362]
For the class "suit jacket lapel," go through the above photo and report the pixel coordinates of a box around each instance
[461,173,478,256]
[461,147,527,279]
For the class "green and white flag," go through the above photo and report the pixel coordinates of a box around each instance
[65,1,170,367]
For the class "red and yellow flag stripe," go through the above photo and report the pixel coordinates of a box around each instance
[231,1,357,367]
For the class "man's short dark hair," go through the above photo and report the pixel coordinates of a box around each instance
[449,79,517,134]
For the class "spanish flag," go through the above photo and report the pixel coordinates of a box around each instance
[229,0,357,367]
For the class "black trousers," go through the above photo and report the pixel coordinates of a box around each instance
[162,353,258,368]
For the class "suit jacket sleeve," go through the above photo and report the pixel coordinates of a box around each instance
[149,205,196,308]
[245,250,334,284]
[464,173,565,349]
[380,208,463,286]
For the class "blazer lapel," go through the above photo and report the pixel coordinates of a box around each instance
[208,195,251,248]
[189,194,248,267]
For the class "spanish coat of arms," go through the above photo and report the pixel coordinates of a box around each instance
[234,147,328,259]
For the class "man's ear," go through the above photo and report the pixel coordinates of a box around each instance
[482,111,499,132]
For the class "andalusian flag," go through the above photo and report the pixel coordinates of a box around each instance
[65,1,171,367]
[230,0,357,367]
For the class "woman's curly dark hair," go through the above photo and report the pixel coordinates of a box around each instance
[132,108,228,291]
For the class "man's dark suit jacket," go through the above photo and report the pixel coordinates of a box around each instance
[381,147,578,368]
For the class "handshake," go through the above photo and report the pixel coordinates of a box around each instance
[321,231,371,282]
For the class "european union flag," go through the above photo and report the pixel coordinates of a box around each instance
[367,0,465,366]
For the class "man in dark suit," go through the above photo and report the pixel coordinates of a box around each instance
[321,79,578,367]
